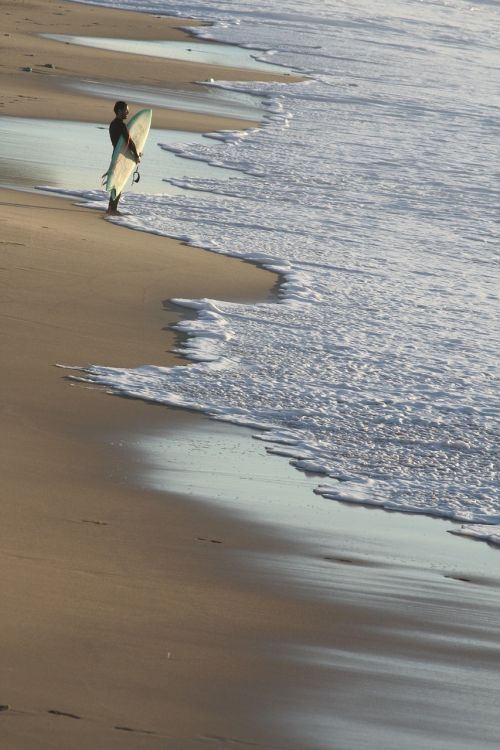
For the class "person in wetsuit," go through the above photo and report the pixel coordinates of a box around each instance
[107,100,140,215]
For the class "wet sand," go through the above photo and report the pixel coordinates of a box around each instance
[0,0,298,130]
[1,1,499,749]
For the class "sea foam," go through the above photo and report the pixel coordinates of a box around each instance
[64,0,499,539]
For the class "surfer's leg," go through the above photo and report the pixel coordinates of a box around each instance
[106,193,122,215]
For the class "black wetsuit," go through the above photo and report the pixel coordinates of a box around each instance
[109,117,139,159]
[107,117,139,210]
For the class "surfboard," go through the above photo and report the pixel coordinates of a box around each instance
[105,108,152,200]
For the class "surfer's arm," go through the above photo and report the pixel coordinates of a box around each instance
[121,123,140,162]
[127,136,140,162]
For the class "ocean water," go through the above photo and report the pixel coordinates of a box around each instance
[66,0,499,543]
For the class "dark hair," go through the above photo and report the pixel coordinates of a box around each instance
[114,100,128,114]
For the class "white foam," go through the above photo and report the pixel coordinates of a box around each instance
[63,0,500,540]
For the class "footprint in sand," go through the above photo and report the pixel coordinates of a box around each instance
[198,736,262,746]
[114,725,156,735]
[324,556,354,564]
[197,537,223,544]
[47,709,81,720]
[444,574,473,583]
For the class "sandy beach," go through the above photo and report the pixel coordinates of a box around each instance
[1,1,499,749]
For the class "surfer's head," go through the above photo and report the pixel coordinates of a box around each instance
[114,101,129,120]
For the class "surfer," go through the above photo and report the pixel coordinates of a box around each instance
[107,101,141,215]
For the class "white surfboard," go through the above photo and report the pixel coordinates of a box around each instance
[105,108,152,200]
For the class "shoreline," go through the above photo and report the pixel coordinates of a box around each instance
[1,2,330,747]
[1,1,500,749]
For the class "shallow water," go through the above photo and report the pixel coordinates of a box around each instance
[0,116,232,196]
[120,412,500,750]
[65,79,263,121]
[132,414,499,574]
[42,33,296,73]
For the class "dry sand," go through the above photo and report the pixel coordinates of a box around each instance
[1,1,499,749]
